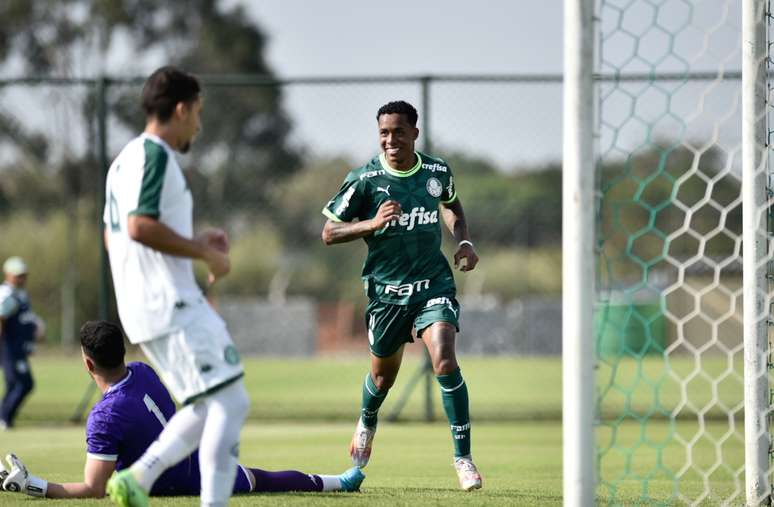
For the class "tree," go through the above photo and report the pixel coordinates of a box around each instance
[0,0,300,216]
[0,0,300,342]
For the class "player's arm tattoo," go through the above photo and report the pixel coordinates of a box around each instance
[321,219,376,245]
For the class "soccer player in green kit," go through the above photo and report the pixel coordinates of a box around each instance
[321,101,482,491]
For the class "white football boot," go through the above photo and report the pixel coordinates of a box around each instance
[349,418,376,467]
[454,457,483,491]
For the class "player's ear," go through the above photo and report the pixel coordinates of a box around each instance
[83,354,96,374]
[175,101,188,120]
[412,127,419,141]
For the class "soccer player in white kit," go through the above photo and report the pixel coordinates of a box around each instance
[102,66,250,507]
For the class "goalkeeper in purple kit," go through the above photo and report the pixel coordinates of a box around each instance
[0,321,363,500]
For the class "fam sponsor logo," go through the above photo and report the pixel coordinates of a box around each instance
[385,206,439,231]
[422,162,448,173]
[384,278,430,297]
[359,169,387,180]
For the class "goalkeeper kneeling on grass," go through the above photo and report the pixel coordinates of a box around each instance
[0,320,364,500]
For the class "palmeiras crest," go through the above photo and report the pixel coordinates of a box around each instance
[426,177,443,198]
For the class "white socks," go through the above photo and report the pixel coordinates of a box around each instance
[129,379,250,506]
[318,475,343,491]
[198,381,250,505]
[131,402,207,491]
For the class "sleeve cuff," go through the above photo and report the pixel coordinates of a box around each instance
[128,208,160,219]
[441,192,458,204]
[87,453,118,462]
[322,208,343,222]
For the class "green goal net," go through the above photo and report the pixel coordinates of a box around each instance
[594,0,749,504]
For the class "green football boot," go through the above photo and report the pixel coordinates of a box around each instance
[106,470,149,507]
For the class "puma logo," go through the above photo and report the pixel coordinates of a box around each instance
[376,185,390,196]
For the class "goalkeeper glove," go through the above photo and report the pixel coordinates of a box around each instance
[2,454,47,497]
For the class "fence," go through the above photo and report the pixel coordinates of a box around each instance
[0,73,565,352]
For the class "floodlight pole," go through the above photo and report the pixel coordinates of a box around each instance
[742,0,771,505]
[563,0,596,506]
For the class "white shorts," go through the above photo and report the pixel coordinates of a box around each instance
[140,305,244,404]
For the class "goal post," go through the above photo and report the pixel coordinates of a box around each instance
[565,0,774,504]
[742,0,771,504]
[562,0,597,506]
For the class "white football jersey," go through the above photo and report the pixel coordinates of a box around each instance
[103,133,203,343]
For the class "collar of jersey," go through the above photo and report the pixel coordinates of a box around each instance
[379,151,422,177]
[141,132,172,152]
[106,367,133,394]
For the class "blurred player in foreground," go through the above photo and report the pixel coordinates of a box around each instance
[321,100,482,490]
[102,66,248,506]
[0,256,45,430]
[0,320,364,499]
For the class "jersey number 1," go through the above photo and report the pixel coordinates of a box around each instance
[143,394,168,427]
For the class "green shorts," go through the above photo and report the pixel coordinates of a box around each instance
[364,295,461,357]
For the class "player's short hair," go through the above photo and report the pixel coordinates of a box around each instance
[80,320,126,370]
[141,66,201,123]
[377,101,418,127]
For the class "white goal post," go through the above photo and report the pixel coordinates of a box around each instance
[562,0,596,506]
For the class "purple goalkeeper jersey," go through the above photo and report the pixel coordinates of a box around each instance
[85,362,251,496]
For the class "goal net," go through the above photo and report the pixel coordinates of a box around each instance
[565,0,774,504]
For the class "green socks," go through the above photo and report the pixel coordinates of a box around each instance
[437,367,471,458]
[360,373,387,428]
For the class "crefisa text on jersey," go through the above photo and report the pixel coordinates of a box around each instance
[384,207,439,231]
[422,163,448,173]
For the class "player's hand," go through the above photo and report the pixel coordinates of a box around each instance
[33,314,46,341]
[196,229,231,284]
[197,228,230,253]
[370,200,403,232]
[2,454,47,497]
[2,454,28,492]
[454,243,479,272]
[204,249,230,285]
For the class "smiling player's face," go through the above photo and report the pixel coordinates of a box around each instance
[378,113,418,170]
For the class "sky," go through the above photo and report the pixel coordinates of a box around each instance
[239,2,564,76]
[226,1,566,169]
[0,1,742,171]
[224,0,741,171]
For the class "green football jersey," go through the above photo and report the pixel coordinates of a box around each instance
[323,151,458,305]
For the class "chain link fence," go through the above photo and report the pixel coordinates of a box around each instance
[0,74,564,359]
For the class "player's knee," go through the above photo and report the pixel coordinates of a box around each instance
[433,357,459,376]
[226,381,250,419]
[373,374,396,392]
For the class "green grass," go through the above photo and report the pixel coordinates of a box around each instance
[1,421,543,506]
[12,352,563,424]
[0,353,748,505]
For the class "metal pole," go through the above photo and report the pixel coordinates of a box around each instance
[743,0,771,504]
[563,0,596,506]
[421,76,434,423]
[97,76,109,320]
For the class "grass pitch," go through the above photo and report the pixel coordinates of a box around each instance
[0,354,747,505]
[0,421,542,506]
